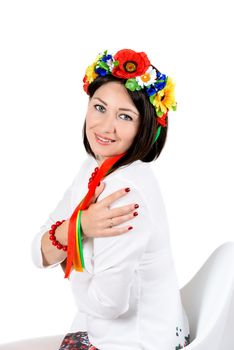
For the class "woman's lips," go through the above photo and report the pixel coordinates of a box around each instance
[95,134,116,145]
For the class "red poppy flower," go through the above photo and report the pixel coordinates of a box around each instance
[112,49,151,79]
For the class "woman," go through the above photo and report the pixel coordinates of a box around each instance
[32,49,190,350]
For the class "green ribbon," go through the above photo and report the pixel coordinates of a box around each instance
[77,210,85,268]
[154,126,161,143]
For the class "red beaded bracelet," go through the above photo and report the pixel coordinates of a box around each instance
[49,220,68,251]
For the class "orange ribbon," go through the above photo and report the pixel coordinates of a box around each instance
[64,153,125,278]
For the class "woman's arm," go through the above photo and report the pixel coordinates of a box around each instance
[70,182,151,319]
[40,220,68,267]
[81,182,139,238]
[32,178,74,269]
[33,182,138,268]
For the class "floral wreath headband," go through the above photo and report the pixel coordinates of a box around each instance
[83,49,176,142]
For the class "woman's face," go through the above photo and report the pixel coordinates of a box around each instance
[85,82,140,166]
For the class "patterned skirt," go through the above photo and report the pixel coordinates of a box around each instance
[58,329,190,349]
[58,331,99,350]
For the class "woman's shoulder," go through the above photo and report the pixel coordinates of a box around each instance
[128,160,154,175]
[114,160,158,189]
[104,160,162,203]
[100,160,167,220]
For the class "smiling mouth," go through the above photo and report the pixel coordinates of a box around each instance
[95,134,116,144]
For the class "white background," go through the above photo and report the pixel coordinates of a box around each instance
[0,0,233,344]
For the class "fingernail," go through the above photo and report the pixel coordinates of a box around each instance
[133,212,138,217]
[125,188,130,192]
[134,204,139,209]
[128,226,133,230]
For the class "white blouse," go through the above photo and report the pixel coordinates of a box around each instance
[32,156,190,350]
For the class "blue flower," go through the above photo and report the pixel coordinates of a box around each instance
[156,72,166,81]
[145,72,166,92]
[155,80,167,91]
[146,77,167,96]
[146,86,157,96]
[95,67,108,76]
[102,54,113,62]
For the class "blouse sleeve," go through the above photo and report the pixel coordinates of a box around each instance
[70,180,151,319]
[31,158,90,269]
[31,183,74,269]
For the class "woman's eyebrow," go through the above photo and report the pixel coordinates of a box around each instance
[93,97,139,116]
[118,108,139,117]
[93,97,108,106]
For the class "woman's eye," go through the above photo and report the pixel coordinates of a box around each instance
[94,104,105,113]
[119,114,133,121]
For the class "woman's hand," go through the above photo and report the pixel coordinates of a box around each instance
[41,182,138,266]
[81,182,139,238]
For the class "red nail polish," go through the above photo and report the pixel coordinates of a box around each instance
[125,188,130,192]
[134,204,139,209]
[128,226,133,230]
[133,212,138,216]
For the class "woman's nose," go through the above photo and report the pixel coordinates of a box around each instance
[101,113,116,132]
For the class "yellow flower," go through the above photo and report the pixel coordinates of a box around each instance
[85,63,98,83]
[153,77,176,115]
[85,53,104,83]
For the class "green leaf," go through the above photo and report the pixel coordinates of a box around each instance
[99,61,109,71]
[125,79,138,91]
[149,94,156,104]
[157,110,164,117]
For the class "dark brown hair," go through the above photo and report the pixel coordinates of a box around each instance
[83,75,168,173]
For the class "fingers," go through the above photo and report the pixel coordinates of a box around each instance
[87,186,139,238]
[97,187,139,223]
[89,182,105,205]
[109,211,138,227]
[99,225,134,237]
[94,181,105,203]
[99,187,131,208]
[108,203,139,218]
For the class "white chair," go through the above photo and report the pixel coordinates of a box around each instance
[180,241,234,350]
[1,242,234,350]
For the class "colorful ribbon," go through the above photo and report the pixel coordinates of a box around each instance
[64,153,125,278]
